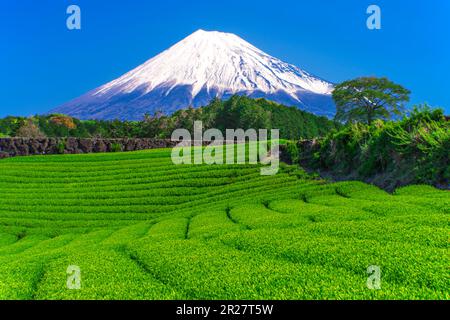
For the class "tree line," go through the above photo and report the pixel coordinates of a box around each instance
[0,96,337,140]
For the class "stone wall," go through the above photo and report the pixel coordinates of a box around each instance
[0,138,294,161]
[0,138,179,158]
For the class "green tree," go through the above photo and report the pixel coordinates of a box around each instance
[333,77,410,125]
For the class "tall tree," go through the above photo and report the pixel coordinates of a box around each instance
[333,77,410,125]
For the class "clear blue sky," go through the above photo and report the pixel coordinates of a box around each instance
[1,0,449,117]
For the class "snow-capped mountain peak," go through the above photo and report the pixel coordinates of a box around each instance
[51,30,335,120]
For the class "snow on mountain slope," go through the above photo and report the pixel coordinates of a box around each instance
[51,30,335,120]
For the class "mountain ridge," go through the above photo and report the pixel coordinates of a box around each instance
[51,29,335,120]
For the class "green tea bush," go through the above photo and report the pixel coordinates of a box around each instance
[0,147,448,299]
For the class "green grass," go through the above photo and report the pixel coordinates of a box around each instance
[0,148,448,300]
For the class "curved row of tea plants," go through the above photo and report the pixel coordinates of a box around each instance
[0,148,448,299]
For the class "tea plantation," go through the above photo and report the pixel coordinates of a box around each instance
[0,149,448,299]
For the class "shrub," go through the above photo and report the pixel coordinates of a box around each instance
[298,107,449,189]
[57,140,66,154]
[111,143,123,152]
[285,141,299,164]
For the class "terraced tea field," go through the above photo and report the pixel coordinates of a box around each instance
[0,148,448,299]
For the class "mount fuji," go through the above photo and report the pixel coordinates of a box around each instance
[51,30,335,120]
